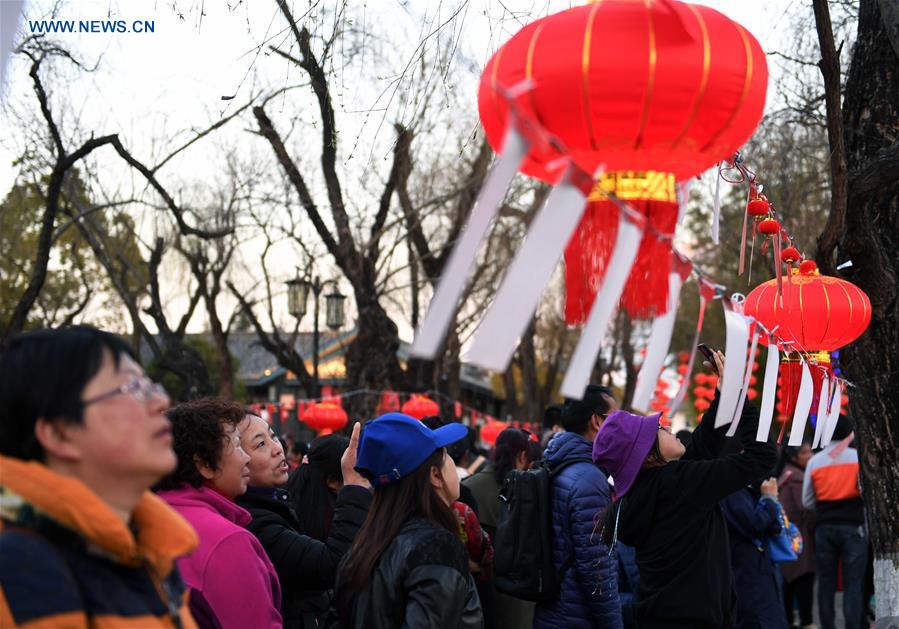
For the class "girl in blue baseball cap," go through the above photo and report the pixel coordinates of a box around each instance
[329,413,483,628]
[592,349,778,629]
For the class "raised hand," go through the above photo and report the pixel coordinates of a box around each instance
[340,422,371,489]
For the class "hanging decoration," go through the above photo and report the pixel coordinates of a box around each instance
[301,402,348,436]
[565,172,680,322]
[411,0,769,395]
[480,420,510,447]
[401,395,440,420]
[744,261,871,434]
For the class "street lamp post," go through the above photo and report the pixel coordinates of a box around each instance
[286,275,347,399]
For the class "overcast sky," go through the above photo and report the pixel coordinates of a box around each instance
[1,0,798,194]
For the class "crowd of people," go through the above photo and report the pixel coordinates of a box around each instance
[0,326,875,628]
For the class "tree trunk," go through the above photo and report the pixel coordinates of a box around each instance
[519,319,540,423]
[343,288,406,421]
[502,364,521,421]
[619,312,638,410]
[817,0,899,614]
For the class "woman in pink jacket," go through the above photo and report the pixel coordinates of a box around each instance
[156,398,282,629]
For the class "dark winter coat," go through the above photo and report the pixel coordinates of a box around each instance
[329,518,483,629]
[533,431,623,629]
[778,462,815,581]
[720,488,787,629]
[616,394,778,629]
[236,484,372,629]
[617,543,640,628]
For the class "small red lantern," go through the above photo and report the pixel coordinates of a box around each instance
[799,259,818,275]
[747,197,769,217]
[378,391,401,414]
[401,395,440,420]
[781,246,801,264]
[758,218,780,235]
[747,388,759,401]
[302,402,348,435]
[480,420,509,446]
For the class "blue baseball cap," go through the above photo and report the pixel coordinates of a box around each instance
[355,413,468,486]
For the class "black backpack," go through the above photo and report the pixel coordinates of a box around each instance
[492,457,592,601]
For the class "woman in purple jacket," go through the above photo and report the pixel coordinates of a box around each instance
[156,398,282,629]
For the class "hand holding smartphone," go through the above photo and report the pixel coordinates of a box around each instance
[698,344,725,391]
[697,344,717,372]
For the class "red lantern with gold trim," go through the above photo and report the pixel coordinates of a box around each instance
[302,402,348,436]
[745,265,871,417]
[401,395,440,420]
[478,0,768,323]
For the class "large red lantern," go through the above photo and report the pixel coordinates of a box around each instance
[745,265,871,351]
[301,402,348,435]
[401,395,440,420]
[745,265,871,418]
[479,0,767,322]
[478,0,768,183]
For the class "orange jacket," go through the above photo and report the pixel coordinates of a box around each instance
[0,456,198,628]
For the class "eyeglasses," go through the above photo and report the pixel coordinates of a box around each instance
[83,376,168,406]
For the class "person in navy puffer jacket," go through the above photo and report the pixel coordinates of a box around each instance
[533,385,623,629]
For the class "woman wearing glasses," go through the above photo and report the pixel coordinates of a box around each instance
[0,326,197,628]
[156,399,282,629]
[593,350,778,629]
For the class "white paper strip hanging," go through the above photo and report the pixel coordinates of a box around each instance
[632,272,684,412]
[716,305,750,428]
[466,166,589,372]
[669,286,709,416]
[560,215,644,399]
[811,375,832,449]
[411,126,530,359]
[726,327,761,437]
[676,181,693,226]
[712,166,722,245]
[787,359,815,446]
[756,342,779,442]
[1,2,25,97]
[821,382,844,446]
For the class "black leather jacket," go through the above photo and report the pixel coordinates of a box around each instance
[329,518,483,629]
[237,485,372,629]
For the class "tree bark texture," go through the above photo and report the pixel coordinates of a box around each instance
[817,0,899,614]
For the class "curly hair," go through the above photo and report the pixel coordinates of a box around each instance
[155,398,246,490]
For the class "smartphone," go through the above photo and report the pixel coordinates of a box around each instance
[697,343,718,372]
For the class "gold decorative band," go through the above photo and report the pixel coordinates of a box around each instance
[782,350,831,364]
[589,170,676,202]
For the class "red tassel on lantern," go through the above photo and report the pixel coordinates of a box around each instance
[778,353,833,419]
[565,172,679,323]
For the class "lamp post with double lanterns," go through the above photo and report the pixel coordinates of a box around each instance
[286,275,347,399]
